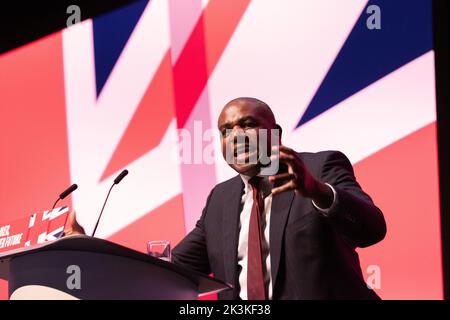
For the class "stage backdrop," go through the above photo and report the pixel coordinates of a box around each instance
[0,0,442,299]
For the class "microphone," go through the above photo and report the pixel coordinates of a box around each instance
[92,169,129,237]
[114,169,128,184]
[51,184,78,210]
[59,184,78,200]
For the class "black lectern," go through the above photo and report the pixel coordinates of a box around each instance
[0,235,231,299]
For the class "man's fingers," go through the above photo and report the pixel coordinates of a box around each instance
[269,173,296,183]
[279,152,295,161]
[271,180,296,195]
[278,145,295,154]
[270,151,295,165]
[64,210,86,236]
[65,210,76,229]
[67,210,76,223]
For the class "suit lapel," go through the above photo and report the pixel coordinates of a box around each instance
[270,189,295,291]
[222,176,244,292]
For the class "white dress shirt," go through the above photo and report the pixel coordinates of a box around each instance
[237,175,274,300]
[237,175,337,300]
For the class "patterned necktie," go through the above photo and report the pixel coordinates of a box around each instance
[247,177,267,300]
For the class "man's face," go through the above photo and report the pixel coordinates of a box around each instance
[217,101,277,176]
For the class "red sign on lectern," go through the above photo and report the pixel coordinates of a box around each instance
[0,206,70,253]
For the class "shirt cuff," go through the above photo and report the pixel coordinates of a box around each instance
[312,183,338,216]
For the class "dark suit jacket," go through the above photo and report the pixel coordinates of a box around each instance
[172,151,387,300]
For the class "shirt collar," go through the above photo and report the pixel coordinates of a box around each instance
[240,174,252,195]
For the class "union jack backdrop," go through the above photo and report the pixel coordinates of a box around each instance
[0,0,442,299]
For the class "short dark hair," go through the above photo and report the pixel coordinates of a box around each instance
[225,97,276,126]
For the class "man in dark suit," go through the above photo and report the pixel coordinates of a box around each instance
[64,97,386,300]
[171,97,386,300]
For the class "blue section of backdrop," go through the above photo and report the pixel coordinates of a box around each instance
[297,0,433,127]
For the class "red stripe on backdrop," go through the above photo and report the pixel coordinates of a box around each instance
[101,0,251,180]
[0,33,72,299]
[173,0,251,128]
[355,122,443,299]
[100,52,176,181]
